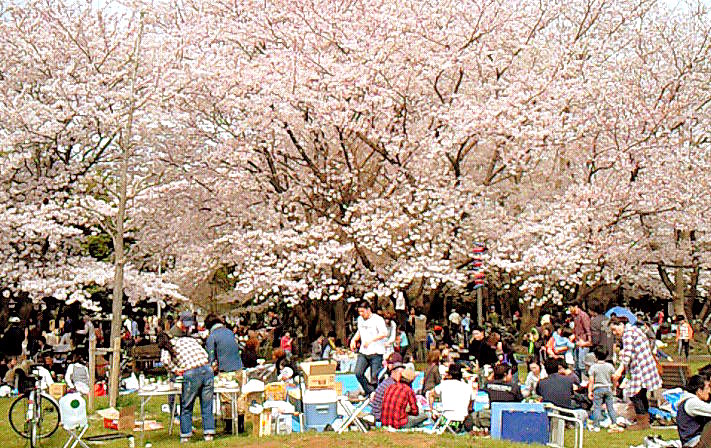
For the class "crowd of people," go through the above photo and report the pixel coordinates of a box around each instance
[2,297,711,445]
[341,299,711,446]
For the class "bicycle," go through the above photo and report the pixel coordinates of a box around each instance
[8,367,61,448]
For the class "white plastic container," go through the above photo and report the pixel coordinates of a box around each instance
[59,393,87,429]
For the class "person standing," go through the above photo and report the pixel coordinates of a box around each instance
[461,313,471,350]
[205,313,243,433]
[609,316,663,430]
[74,315,96,358]
[267,311,282,349]
[350,300,388,395]
[677,315,694,361]
[587,349,623,433]
[569,304,592,380]
[2,317,25,358]
[158,333,215,442]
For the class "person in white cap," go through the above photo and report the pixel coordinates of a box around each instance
[2,317,25,358]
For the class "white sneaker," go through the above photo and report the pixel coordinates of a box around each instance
[204,435,214,442]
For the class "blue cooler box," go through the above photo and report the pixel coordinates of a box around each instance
[490,402,547,442]
[302,389,338,432]
[501,410,549,444]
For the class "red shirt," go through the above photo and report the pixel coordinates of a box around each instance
[381,382,418,429]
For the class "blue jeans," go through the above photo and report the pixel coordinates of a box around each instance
[355,353,383,395]
[591,387,617,427]
[180,365,215,438]
[574,347,589,379]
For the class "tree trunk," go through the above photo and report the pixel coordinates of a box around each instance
[317,300,333,337]
[519,304,541,337]
[108,17,143,408]
[674,267,686,317]
[333,299,346,344]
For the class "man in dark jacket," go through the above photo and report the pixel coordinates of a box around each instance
[468,326,497,367]
[2,317,25,358]
[205,313,243,433]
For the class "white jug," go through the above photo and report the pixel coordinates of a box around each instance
[59,393,88,429]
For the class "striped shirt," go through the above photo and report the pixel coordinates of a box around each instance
[620,324,662,396]
[161,337,209,374]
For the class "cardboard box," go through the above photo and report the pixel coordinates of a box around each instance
[103,406,135,431]
[49,383,67,400]
[300,361,337,390]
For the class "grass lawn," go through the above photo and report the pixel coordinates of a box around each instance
[0,393,681,448]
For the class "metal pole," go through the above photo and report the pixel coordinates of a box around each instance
[476,287,484,327]
[88,338,96,412]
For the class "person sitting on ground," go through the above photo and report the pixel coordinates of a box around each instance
[2,356,19,386]
[523,358,547,398]
[0,355,9,383]
[241,337,259,368]
[311,335,325,361]
[676,375,711,448]
[371,353,405,424]
[42,355,63,379]
[381,367,427,429]
[321,332,337,360]
[65,352,90,394]
[421,349,442,395]
[537,358,588,422]
[430,363,475,424]
[484,363,523,403]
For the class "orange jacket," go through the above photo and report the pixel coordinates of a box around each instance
[676,321,693,341]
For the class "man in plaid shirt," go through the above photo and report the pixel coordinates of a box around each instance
[158,333,215,442]
[381,368,427,429]
[610,317,662,430]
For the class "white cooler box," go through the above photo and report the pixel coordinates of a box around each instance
[303,389,337,432]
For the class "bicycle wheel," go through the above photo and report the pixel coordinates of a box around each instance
[8,393,32,439]
[35,393,60,439]
[8,393,60,442]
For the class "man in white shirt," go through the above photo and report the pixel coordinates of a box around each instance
[430,363,475,423]
[350,300,388,395]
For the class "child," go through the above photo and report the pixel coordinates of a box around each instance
[280,332,293,359]
[587,349,622,432]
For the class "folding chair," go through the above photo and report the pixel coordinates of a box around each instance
[58,394,90,448]
[545,404,584,448]
[429,408,466,435]
[335,396,371,433]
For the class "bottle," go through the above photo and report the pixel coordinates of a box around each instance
[139,373,146,388]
